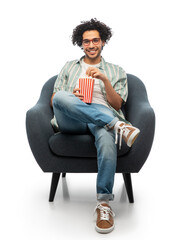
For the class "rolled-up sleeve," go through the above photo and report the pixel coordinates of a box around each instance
[53,61,69,93]
[113,66,128,104]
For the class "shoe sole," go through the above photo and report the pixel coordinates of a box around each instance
[127,129,140,147]
[95,224,114,234]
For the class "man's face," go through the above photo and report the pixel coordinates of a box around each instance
[82,30,105,63]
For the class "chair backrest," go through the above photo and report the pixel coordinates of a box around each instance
[37,75,57,106]
[126,74,149,105]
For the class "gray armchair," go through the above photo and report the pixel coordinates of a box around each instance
[26,74,155,203]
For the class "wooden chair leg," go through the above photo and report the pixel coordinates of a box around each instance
[122,173,134,203]
[49,173,60,202]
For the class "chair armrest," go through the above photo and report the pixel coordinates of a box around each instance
[125,74,155,131]
[120,74,156,172]
[127,100,155,152]
[122,101,155,172]
[26,102,54,170]
[127,101,155,129]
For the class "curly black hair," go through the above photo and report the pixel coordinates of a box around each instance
[72,18,112,47]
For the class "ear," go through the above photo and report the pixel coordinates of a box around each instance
[102,41,105,47]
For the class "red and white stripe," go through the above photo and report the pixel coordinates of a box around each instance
[79,78,95,103]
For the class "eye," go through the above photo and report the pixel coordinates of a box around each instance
[93,38,99,43]
[83,40,90,45]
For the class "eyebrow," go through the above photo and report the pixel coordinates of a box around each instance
[83,38,100,40]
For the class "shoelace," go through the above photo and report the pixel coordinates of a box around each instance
[94,204,115,221]
[114,123,130,149]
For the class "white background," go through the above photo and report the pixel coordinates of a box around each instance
[1,0,180,239]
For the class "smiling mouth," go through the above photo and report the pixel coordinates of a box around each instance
[87,49,97,54]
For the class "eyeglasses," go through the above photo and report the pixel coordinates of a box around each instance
[82,38,101,46]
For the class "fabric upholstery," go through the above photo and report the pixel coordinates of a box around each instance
[49,132,130,157]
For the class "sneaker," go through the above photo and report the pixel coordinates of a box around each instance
[94,203,115,234]
[114,121,140,149]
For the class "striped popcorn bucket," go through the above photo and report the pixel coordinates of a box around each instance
[79,77,95,103]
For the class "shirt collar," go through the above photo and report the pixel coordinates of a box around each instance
[75,56,106,70]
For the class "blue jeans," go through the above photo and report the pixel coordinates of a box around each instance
[53,90,123,201]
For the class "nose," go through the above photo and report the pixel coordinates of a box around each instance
[89,41,95,48]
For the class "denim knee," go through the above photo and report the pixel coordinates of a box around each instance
[53,91,72,109]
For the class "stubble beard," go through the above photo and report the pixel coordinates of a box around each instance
[84,47,103,62]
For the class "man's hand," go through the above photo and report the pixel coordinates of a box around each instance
[73,88,84,100]
[86,67,123,111]
[86,67,108,82]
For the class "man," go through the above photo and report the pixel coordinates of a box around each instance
[51,18,140,234]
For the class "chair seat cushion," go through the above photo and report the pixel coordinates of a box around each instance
[49,132,130,158]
